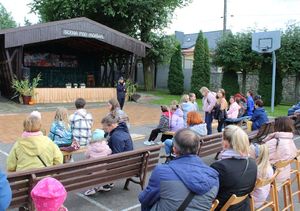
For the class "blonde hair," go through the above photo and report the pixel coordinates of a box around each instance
[199,87,209,95]
[255,144,271,179]
[54,107,69,123]
[23,115,41,132]
[181,94,189,103]
[223,125,249,155]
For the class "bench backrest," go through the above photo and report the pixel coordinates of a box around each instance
[198,133,223,157]
[249,121,274,143]
[7,145,162,209]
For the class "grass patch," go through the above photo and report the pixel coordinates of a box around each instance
[141,89,291,117]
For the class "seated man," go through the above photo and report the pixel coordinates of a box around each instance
[69,98,93,146]
[0,171,12,210]
[139,128,219,211]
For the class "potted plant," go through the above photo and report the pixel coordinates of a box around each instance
[126,79,140,102]
[66,83,72,88]
[11,73,41,105]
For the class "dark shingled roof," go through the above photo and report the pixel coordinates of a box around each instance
[0,17,150,57]
[175,30,229,50]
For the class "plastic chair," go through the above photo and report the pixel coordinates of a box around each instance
[250,170,279,211]
[274,160,295,211]
[210,199,219,211]
[220,194,249,211]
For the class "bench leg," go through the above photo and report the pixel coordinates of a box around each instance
[123,178,131,190]
[123,177,144,190]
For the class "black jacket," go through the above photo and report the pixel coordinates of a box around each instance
[117,83,126,99]
[108,122,133,154]
[211,158,257,211]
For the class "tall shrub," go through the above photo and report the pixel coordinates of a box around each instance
[191,31,210,97]
[258,56,282,106]
[221,68,239,100]
[168,43,184,95]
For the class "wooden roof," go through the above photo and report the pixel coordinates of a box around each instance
[0,17,150,57]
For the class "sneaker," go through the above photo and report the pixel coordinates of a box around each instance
[144,141,155,146]
[84,188,96,196]
[155,141,162,145]
[109,183,114,188]
[96,185,111,192]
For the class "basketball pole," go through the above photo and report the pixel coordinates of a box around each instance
[271,51,276,113]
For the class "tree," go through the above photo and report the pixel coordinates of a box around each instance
[278,24,300,100]
[168,43,184,95]
[30,0,191,90]
[191,31,210,97]
[0,3,17,29]
[214,32,263,94]
[24,17,32,26]
[221,69,239,100]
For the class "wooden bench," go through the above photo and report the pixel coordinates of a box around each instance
[248,121,274,143]
[197,133,223,157]
[62,133,146,162]
[7,145,162,210]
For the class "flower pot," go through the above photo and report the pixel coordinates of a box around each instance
[22,96,32,105]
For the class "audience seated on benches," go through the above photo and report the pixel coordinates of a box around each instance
[7,113,63,172]
[246,90,255,117]
[84,129,112,196]
[0,171,12,211]
[251,99,268,131]
[249,144,274,208]
[181,94,197,127]
[227,96,240,119]
[169,102,184,132]
[139,129,219,211]
[31,177,68,211]
[211,125,257,210]
[262,117,297,184]
[144,105,170,146]
[69,98,93,147]
[48,107,72,147]
[164,111,207,161]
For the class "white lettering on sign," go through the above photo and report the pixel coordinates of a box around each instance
[62,29,104,40]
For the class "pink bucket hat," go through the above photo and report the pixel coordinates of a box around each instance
[31,177,67,211]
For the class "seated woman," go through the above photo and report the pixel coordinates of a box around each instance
[180,94,196,127]
[164,111,207,159]
[169,104,184,132]
[249,144,274,208]
[107,98,130,128]
[211,125,257,210]
[7,114,63,172]
[251,99,268,130]
[144,105,170,146]
[48,107,72,147]
[227,96,240,119]
[262,117,297,184]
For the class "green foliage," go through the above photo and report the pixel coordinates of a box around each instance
[126,79,138,101]
[0,3,17,29]
[258,56,282,106]
[168,43,184,95]
[191,31,210,97]
[11,74,42,97]
[147,33,177,64]
[221,68,239,100]
[278,24,300,75]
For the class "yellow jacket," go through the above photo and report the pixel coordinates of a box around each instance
[7,135,63,172]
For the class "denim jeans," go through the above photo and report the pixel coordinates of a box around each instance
[205,112,213,135]
[164,139,173,155]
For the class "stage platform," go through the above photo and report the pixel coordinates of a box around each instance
[35,88,116,103]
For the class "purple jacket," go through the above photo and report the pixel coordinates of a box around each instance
[170,109,184,132]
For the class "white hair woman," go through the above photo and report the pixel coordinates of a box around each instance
[211,125,257,210]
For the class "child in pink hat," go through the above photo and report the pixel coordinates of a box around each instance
[31,177,68,211]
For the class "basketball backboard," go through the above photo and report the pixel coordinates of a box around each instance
[252,31,281,53]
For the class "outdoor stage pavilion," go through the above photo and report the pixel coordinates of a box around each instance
[0,17,150,103]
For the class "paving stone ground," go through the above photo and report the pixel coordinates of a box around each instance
[1,96,300,210]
